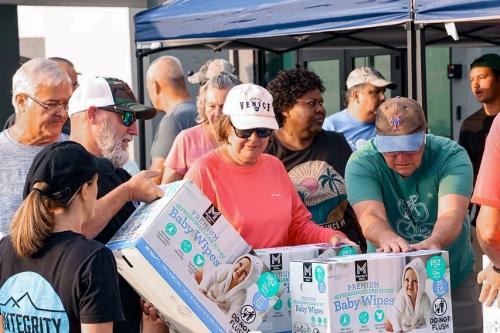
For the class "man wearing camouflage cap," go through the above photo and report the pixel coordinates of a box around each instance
[345,97,481,332]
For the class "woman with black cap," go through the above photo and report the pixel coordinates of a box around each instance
[0,141,124,332]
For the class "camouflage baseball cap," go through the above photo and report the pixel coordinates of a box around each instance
[375,97,427,153]
[68,76,157,119]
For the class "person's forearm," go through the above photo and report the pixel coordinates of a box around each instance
[364,220,401,247]
[477,206,500,267]
[150,158,166,185]
[81,184,131,239]
[427,213,463,249]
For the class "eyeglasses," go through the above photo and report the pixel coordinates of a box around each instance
[231,123,273,139]
[26,95,69,113]
[100,106,136,127]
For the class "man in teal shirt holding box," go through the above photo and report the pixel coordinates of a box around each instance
[346,97,481,332]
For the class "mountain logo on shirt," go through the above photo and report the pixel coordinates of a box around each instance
[203,204,221,226]
[0,271,69,333]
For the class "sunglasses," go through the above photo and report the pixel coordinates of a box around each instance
[231,123,273,139]
[100,106,136,127]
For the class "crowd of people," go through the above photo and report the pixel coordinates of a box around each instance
[0,53,498,333]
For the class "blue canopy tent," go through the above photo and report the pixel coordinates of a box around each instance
[133,0,414,168]
[133,0,500,168]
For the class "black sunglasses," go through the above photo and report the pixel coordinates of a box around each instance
[231,122,273,139]
[100,106,136,127]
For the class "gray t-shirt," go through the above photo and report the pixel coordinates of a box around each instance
[150,100,197,158]
[0,130,67,238]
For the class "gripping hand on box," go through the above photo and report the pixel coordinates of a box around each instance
[124,169,164,202]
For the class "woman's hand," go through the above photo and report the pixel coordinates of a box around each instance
[329,231,357,247]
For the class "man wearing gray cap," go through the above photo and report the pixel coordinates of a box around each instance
[323,67,396,151]
[345,97,481,332]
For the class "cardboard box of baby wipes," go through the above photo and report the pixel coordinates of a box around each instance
[483,255,500,333]
[255,244,360,333]
[290,250,453,333]
[107,180,280,333]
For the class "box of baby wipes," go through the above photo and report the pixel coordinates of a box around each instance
[107,180,279,333]
[290,250,453,333]
[255,243,360,333]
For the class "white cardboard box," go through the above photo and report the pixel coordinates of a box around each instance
[483,255,500,333]
[290,250,453,333]
[255,244,360,333]
[107,180,279,333]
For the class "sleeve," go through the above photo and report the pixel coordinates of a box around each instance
[164,131,189,176]
[322,115,336,131]
[472,116,500,208]
[185,158,219,207]
[78,247,125,323]
[345,153,384,205]
[150,114,182,158]
[437,144,473,199]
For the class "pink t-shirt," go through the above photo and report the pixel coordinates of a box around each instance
[164,124,218,177]
[185,148,337,248]
[472,115,500,209]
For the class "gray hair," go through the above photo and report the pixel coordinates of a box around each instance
[196,73,241,124]
[344,83,365,106]
[146,55,185,83]
[12,58,71,113]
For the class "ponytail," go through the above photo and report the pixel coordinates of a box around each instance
[10,182,62,257]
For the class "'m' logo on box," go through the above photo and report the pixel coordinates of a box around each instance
[270,253,282,271]
[203,204,221,225]
[355,260,368,281]
[303,263,312,282]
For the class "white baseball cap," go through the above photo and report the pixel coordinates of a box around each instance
[222,83,279,130]
[68,76,156,119]
[188,59,234,84]
[346,67,396,89]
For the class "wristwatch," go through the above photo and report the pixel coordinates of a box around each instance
[492,263,500,273]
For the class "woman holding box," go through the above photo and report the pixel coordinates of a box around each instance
[186,83,355,248]
[0,141,123,333]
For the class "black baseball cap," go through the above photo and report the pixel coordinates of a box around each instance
[23,141,99,206]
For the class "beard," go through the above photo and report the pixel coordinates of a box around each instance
[97,116,130,168]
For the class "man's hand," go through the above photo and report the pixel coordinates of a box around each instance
[141,299,169,333]
[124,170,164,203]
[377,235,411,253]
[410,237,442,251]
[477,264,500,308]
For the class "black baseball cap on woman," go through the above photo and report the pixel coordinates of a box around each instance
[23,141,99,206]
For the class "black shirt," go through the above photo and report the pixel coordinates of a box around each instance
[458,108,497,224]
[0,231,124,333]
[265,130,365,249]
[94,158,141,333]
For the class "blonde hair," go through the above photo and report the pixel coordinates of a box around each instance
[10,182,63,257]
[215,114,232,143]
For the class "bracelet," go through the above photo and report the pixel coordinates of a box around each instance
[492,263,500,273]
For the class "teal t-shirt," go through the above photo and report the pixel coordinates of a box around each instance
[345,134,474,288]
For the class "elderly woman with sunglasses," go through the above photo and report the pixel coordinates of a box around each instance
[161,73,241,184]
[186,84,355,249]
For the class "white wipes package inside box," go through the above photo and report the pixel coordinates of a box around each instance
[255,244,360,333]
[290,250,453,333]
[107,180,280,333]
[483,255,500,333]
